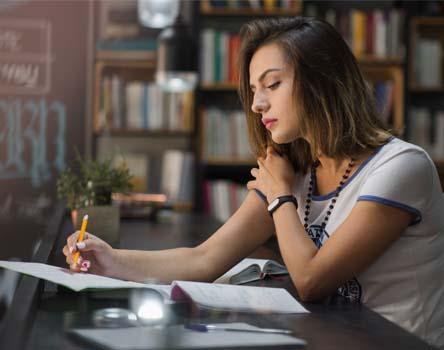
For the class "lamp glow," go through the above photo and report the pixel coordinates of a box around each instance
[137,299,164,320]
[137,0,179,29]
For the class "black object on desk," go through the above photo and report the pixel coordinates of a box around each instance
[0,202,65,350]
[1,212,435,350]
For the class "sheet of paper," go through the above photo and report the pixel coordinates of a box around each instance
[70,323,306,349]
[0,260,171,295]
[173,280,309,314]
[214,258,270,284]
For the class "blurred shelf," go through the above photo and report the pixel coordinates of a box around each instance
[412,17,444,26]
[96,50,156,63]
[94,129,193,137]
[357,55,405,65]
[200,8,301,17]
[204,158,256,166]
[409,86,444,93]
[200,83,238,91]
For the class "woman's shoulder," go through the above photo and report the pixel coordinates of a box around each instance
[372,137,433,169]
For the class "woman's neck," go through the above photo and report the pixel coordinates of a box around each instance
[317,156,348,175]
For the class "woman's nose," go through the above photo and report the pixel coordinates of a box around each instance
[251,93,269,114]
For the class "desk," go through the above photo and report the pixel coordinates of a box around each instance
[1,212,435,350]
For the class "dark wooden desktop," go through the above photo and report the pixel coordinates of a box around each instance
[0,208,435,350]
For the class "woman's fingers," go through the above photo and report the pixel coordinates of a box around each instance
[67,231,81,253]
[76,238,102,253]
[246,180,257,190]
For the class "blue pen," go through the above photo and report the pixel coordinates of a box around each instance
[185,323,293,335]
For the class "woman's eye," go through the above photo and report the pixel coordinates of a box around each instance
[267,81,280,89]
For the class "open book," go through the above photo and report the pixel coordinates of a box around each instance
[0,261,308,314]
[214,258,288,285]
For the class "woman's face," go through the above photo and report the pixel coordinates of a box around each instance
[249,43,300,144]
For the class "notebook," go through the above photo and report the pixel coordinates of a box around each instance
[70,323,307,349]
[0,261,309,314]
[214,258,288,284]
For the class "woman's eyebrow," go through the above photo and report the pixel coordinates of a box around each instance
[249,68,282,88]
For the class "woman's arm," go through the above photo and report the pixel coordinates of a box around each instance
[248,146,414,302]
[65,191,275,284]
[272,200,411,301]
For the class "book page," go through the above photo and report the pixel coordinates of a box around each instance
[213,258,272,284]
[172,280,309,314]
[0,261,171,295]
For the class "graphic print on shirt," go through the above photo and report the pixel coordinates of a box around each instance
[307,224,362,303]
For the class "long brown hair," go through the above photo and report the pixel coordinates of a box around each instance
[238,17,392,174]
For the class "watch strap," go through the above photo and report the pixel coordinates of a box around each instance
[268,195,298,217]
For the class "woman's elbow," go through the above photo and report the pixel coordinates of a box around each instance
[294,275,326,303]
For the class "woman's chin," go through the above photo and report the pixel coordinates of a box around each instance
[270,132,295,145]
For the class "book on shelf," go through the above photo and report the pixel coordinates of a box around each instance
[97,77,194,133]
[407,107,444,159]
[99,150,193,207]
[0,261,309,314]
[214,258,289,285]
[203,180,248,222]
[202,108,251,159]
[161,150,195,205]
[200,29,241,84]
[317,7,405,59]
[414,38,443,88]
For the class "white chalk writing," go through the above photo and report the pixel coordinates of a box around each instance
[0,98,66,187]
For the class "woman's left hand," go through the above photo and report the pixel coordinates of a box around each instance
[247,146,296,203]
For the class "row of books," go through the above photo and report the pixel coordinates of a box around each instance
[112,150,194,204]
[97,76,194,132]
[200,30,241,85]
[409,107,444,159]
[201,0,301,11]
[202,108,252,160]
[414,38,443,88]
[307,7,405,58]
[203,180,249,223]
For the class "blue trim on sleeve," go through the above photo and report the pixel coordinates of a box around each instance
[254,189,268,205]
[357,195,422,226]
[312,139,393,201]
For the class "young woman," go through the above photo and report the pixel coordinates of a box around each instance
[64,17,444,347]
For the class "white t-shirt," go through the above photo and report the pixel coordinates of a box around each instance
[293,138,444,348]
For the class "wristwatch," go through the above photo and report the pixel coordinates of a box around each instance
[267,195,298,216]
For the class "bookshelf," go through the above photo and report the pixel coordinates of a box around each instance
[407,15,444,187]
[92,48,196,210]
[196,1,303,217]
[303,1,407,135]
[195,0,413,216]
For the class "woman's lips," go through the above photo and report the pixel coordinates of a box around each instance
[262,118,277,129]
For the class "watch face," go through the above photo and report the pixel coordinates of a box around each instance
[268,198,279,211]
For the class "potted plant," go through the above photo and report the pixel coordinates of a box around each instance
[57,154,133,246]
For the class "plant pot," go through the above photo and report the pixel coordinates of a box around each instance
[71,206,120,247]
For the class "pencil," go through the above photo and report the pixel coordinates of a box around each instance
[73,214,88,266]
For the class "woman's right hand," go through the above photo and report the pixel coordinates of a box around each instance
[62,231,116,276]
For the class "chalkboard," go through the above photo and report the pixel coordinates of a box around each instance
[0,0,93,259]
